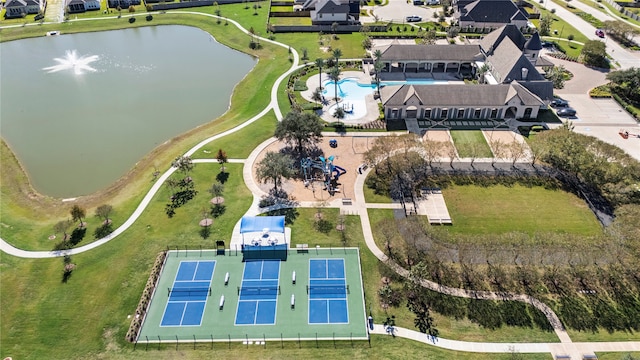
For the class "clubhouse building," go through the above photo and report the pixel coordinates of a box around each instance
[373,25,554,132]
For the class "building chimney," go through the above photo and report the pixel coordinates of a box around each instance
[521,67,528,80]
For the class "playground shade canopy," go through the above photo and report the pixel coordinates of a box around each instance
[240,216,285,234]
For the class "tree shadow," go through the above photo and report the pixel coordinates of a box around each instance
[199,226,211,240]
[210,204,226,218]
[94,223,113,239]
[69,227,86,246]
[216,171,230,184]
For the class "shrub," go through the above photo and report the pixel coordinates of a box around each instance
[128,17,136,23]
[146,14,152,21]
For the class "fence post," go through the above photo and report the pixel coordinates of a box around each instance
[193,335,196,350]
[316,332,318,348]
[211,334,214,350]
[246,334,249,348]
[333,332,336,348]
[157,336,161,350]
[145,336,149,351]
[175,335,178,351]
[298,333,301,348]
[350,332,353,348]
[228,334,231,349]
[281,333,283,349]
[263,334,266,348]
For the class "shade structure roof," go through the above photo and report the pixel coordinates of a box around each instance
[240,216,285,234]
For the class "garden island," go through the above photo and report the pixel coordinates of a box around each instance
[1,0,640,359]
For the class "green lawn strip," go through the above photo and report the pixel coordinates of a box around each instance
[449,130,493,158]
[363,181,393,203]
[270,17,313,25]
[578,0,640,28]
[190,110,278,159]
[366,208,559,343]
[442,184,602,237]
[568,328,640,342]
[596,352,640,360]
[525,0,588,57]
[0,163,251,359]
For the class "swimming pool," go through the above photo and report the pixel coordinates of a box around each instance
[322,77,446,121]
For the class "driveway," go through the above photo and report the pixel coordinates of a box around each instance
[369,0,440,24]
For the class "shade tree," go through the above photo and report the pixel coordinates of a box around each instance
[274,110,324,155]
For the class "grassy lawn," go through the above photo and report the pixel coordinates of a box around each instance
[449,131,493,158]
[270,17,313,25]
[443,184,602,237]
[525,0,587,58]
[568,328,640,342]
[578,0,640,28]
[596,352,640,360]
[363,182,393,203]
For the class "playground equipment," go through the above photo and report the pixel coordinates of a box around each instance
[341,102,354,114]
[301,155,347,195]
[619,129,640,139]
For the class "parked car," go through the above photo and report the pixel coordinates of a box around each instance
[425,0,440,4]
[595,29,605,38]
[413,0,424,5]
[556,107,576,117]
[550,98,569,107]
[406,15,422,22]
[541,41,554,48]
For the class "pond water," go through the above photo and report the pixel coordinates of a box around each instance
[1,25,256,198]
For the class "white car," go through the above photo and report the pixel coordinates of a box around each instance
[425,0,440,4]
[406,15,422,22]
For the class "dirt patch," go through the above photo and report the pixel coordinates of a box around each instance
[252,136,371,202]
[422,130,456,158]
[483,130,530,159]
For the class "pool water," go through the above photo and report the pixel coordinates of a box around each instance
[322,77,445,121]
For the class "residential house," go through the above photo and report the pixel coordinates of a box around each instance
[306,0,359,25]
[4,0,43,18]
[66,0,99,13]
[453,0,528,30]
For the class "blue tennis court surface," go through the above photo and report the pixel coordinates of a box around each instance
[161,260,215,326]
[309,259,349,324]
[235,260,280,325]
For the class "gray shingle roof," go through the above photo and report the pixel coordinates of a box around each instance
[381,83,543,107]
[479,24,526,55]
[518,80,554,101]
[379,44,482,62]
[316,0,349,14]
[525,32,542,50]
[459,0,527,25]
[487,39,544,83]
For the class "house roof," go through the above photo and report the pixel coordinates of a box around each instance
[458,0,527,25]
[518,80,554,101]
[524,32,542,50]
[6,0,39,6]
[487,39,544,83]
[381,82,543,107]
[316,0,349,14]
[378,44,482,62]
[479,24,527,55]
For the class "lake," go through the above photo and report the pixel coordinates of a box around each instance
[0,25,256,197]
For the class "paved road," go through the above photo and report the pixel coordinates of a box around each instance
[542,0,640,69]
[568,0,640,45]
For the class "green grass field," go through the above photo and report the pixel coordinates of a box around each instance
[449,130,493,158]
[442,184,602,237]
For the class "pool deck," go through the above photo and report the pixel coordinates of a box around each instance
[302,71,381,125]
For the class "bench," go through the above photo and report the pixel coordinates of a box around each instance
[219,295,225,310]
[291,294,295,309]
[224,272,229,285]
[292,271,296,285]
[296,244,308,253]
[342,198,352,206]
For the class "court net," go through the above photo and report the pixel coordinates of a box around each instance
[307,285,349,295]
[167,287,211,297]
[238,285,281,296]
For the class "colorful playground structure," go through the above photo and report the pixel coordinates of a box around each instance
[301,155,347,195]
[619,129,640,139]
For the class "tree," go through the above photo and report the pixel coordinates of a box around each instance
[581,40,608,68]
[374,60,384,98]
[256,151,296,192]
[477,63,490,83]
[603,20,639,44]
[331,22,339,36]
[328,66,341,101]
[171,156,193,174]
[95,204,113,223]
[606,67,640,103]
[362,36,372,50]
[213,1,221,23]
[332,48,342,67]
[301,47,308,60]
[216,149,228,171]
[311,87,323,105]
[70,205,86,227]
[419,29,437,45]
[314,58,325,90]
[275,110,324,154]
[539,14,552,36]
[54,219,73,241]
[372,49,383,62]
[567,34,574,46]
[405,263,440,338]
[545,65,566,89]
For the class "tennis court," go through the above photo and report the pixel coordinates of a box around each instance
[308,259,349,324]
[235,260,281,325]
[161,260,215,326]
[137,248,367,343]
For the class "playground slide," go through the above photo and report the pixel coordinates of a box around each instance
[333,165,347,179]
